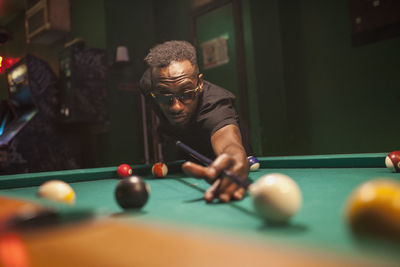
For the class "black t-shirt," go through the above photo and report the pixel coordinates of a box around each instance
[139,69,250,161]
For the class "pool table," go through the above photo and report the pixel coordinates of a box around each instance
[0,153,399,266]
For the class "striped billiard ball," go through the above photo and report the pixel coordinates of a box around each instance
[248,156,260,172]
[385,151,400,173]
[152,162,168,178]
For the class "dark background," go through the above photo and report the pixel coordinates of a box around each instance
[0,0,399,171]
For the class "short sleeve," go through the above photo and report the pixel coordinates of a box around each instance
[197,82,239,136]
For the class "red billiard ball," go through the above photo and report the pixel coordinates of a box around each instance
[385,151,400,173]
[152,162,168,178]
[117,164,132,178]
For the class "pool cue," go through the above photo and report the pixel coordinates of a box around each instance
[175,141,251,189]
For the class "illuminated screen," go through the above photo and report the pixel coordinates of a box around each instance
[7,63,35,111]
[0,61,38,147]
[0,110,37,147]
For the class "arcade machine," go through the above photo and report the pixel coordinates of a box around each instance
[58,40,108,124]
[57,40,108,167]
[0,54,78,174]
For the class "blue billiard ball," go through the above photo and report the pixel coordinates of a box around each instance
[248,156,260,172]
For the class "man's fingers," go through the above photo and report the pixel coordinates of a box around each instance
[204,179,221,203]
[233,187,246,200]
[182,154,248,203]
[218,180,239,202]
[182,161,205,177]
[209,154,234,176]
[182,155,233,181]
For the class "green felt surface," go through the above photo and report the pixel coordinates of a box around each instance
[0,153,399,263]
[1,166,400,262]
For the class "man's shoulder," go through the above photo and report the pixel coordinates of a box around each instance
[197,80,239,135]
[202,80,236,102]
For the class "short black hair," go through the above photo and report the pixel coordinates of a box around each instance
[144,40,198,69]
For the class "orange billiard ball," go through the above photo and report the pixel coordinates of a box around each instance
[117,164,132,178]
[385,151,400,173]
[152,162,168,178]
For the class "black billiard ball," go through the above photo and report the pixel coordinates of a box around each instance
[115,176,150,209]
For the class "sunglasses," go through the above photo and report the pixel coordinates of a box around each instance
[151,86,200,105]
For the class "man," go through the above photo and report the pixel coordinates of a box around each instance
[139,40,250,203]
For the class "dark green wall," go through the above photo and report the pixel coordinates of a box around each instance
[70,0,106,49]
[247,0,289,155]
[277,0,400,154]
[242,0,261,155]
[100,0,156,166]
[153,0,191,42]
[246,0,400,155]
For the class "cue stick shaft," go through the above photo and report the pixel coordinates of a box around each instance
[176,141,250,189]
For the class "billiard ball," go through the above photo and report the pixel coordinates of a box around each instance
[345,178,400,239]
[37,180,76,204]
[249,173,302,223]
[152,162,168,178]
[248,156,260,172]
[117,164,132,178]
[115,176,150,209]
[385,151,400,173]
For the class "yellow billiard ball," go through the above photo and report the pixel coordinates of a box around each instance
[345,178,400,239]
[37,180,76,204]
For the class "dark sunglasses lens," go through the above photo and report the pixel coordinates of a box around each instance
[156,94,173,104]
[181,91,196,101]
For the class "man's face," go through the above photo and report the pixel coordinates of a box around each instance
[151,60,203,129]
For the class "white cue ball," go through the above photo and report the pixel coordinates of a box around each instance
[249,173,302,223]
[37,180,76,204]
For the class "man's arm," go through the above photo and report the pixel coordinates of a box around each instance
[182,124,249,202]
